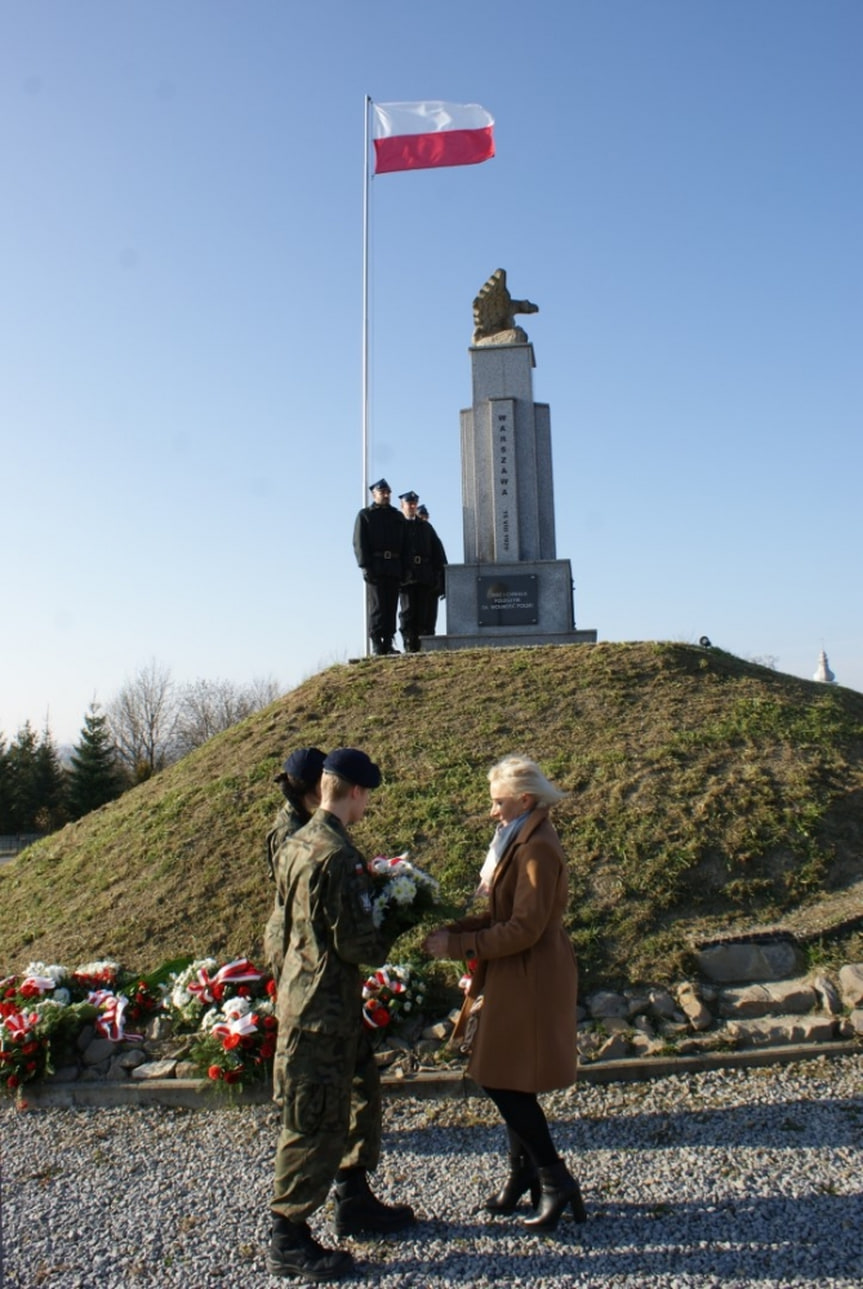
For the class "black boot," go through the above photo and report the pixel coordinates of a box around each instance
[485,1151,541,1215]
[268,1216,354,1281]
[522,1160,587,1232]
[334,1168,416,1237]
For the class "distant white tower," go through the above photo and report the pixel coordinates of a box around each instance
[813,649,836,684]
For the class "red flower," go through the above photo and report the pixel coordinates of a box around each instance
[207,1065,224,1081]
[222,1033,242,1051]
[223,1067,243,1084]
[237,986,251,998]
[266,979,277,998]
[21,1042,40,1057]
[259,1039,276,1060]
[7,1074,19,1089]
[262,1015,278,1031]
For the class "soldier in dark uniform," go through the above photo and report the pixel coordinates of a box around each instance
[268,748,415,1281]
[421,505,448,637]
[397,490,441,652]
[353,479,405,656]
[263,746,327,987]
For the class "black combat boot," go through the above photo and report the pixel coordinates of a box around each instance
[484,1148,541,1215]
[267,1216,354,1281]
[334,1167,416,1236]
[522,1159,587,1232]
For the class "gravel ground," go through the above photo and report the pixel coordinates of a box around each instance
[2,1054,862,1288]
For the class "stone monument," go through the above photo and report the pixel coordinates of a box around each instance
[423,269,596,651]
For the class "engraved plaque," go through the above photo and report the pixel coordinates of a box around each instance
[477,574,539,627]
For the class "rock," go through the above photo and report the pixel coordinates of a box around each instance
[839,1010,863,1038]
[174,1061,200,1080]
[725,1015,837,1047]
[600,1017,632,1036]
[695,937,805,984]
[675,983,713,1031]
[595,1033,632,1062]
[629,1033,665,1058]
[811,974,842,1015]
[586,990,629,1020]
[623,991,651,1018]
[145,1015,174,1041]
[131,1059,178,1080]
[75,1024,96,1053]
[632,1014,656,1036]
[648,989,682,1022]
[718,980,818,1019]
[422,1021,452,1041]
[838,963,863,1008]
[82,1038,117,1066]
[116,1048,148,1070]
[415,1039,441,1057]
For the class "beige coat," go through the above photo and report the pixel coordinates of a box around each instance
[446,808,578,1093]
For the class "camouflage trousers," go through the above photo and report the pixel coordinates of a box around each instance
[271,1024,382,1223]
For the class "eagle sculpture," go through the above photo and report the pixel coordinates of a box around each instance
[472,268,538,345]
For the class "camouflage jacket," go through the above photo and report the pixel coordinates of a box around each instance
[274,808,392,1036]
[263,801,308,983]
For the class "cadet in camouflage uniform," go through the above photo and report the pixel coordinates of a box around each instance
[268,748,415,1282]
[263,746,327,987]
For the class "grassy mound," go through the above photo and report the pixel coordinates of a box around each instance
[2,642,862,992]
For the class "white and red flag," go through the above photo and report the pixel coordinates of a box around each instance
[371,100,495,175]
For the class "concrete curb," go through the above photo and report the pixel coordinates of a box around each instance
[15,1040,860,1111]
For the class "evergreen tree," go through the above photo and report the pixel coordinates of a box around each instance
[5,722,67,835]
[67,703,126,820]
[32,725,68,832]
[0,735,11,834]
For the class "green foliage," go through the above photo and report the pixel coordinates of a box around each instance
[1,643,862,992]
[67,703,127,820]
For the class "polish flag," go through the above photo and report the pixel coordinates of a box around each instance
[372,101,495,175]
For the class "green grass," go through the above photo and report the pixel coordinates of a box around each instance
[2,641,863,993]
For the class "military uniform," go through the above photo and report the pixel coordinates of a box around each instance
[398,515,442,651]
[353,495,405,654]
[271,808,395,1224]
[262,800,307,986]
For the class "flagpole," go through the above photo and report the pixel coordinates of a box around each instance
[362,94,372,656]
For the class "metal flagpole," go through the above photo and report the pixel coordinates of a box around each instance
[361,94,372,656]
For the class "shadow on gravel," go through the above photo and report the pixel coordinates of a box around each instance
[389,1096,863,1154]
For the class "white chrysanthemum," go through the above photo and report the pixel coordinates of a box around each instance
[222,996,251,1019]
[388,875,417,906]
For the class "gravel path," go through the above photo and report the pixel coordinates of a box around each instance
[2,1054,862,1288]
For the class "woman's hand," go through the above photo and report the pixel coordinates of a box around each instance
[423,929,449,959]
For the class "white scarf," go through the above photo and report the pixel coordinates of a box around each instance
[477,812,530,895]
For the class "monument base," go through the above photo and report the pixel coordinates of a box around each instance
[422,559,597,652]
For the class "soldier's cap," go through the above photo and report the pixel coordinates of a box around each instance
[323,747,382,789]
[278,746,327,786]
[369,478,391,493]
[399,490,419,503]
[417,504,429,517]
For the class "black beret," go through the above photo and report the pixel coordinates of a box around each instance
[279,747,327,785]
[323,748,382,789]
[399,491,419,503]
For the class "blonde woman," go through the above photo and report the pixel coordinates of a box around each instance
[425,755,584,1232]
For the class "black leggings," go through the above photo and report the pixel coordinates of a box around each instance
[482,1086,559,1169]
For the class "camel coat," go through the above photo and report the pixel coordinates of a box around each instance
[447,808,578,1093]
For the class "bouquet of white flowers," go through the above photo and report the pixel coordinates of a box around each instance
[367,853,440,935]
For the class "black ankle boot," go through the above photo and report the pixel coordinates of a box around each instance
[523,1160,587,1232]
[334,1168,416,1236]
[268,1216,354,1281]
[485,1152,541,1215]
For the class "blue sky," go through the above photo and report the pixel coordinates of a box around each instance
[2,1,860,745]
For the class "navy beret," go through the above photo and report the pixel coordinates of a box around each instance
[369,478,391,493]
[281,747,327,785]
[323,747,382,789]
[399,491,419,503]
[417,504,429,517]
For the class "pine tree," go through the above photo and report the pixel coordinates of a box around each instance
[67,703,126,820]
